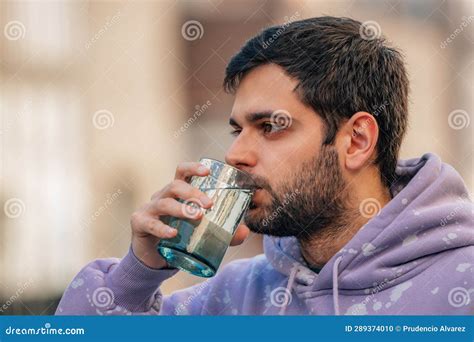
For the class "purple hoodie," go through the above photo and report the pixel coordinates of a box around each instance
[56,153,473,315]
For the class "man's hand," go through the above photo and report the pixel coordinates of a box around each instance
[131,162,250,269]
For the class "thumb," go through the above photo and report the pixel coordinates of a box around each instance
[230,224,250,246]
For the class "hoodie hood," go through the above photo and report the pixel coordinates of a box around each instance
[264,153,473,314]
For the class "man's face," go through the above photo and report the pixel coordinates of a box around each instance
[225,64,351,239]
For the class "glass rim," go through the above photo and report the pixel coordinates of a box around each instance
[199,157,256,189]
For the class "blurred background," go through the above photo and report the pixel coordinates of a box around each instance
[0,0,472,315]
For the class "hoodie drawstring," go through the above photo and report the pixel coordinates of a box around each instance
[279,256,343,315]
[279,264,300,315]
[332,255,343,315]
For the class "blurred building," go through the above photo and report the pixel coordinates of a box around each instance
[0,0,472,314]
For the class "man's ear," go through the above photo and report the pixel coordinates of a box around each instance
[341,111,379,171]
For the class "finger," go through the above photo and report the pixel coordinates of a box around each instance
[162,180,213,208]
[149,197,204,220]
[230,224,250,246]
[150,189,163,201]
[174,162,210,181]
[142,216,178,239]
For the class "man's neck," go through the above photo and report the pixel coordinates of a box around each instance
[298,189,391,269]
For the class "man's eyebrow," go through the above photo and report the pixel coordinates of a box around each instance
[229,111,275,127]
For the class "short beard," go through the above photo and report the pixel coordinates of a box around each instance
[244,145,355,241]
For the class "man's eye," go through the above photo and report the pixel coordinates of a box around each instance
[229,129,241,136]
[262,122,284,134]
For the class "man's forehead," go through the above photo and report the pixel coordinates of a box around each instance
[229,67,302,124]
[234,64,299,97]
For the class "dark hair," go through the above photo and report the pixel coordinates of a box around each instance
[224,16,409,188]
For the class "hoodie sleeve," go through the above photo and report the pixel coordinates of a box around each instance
[55,246,209,315]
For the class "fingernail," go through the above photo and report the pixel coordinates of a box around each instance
[201,197,212,206]
[166,227,176,235]
[198,165,209,173]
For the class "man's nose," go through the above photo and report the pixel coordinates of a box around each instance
[225,136,257,172]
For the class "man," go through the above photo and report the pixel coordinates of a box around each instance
[56,16,473,315]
